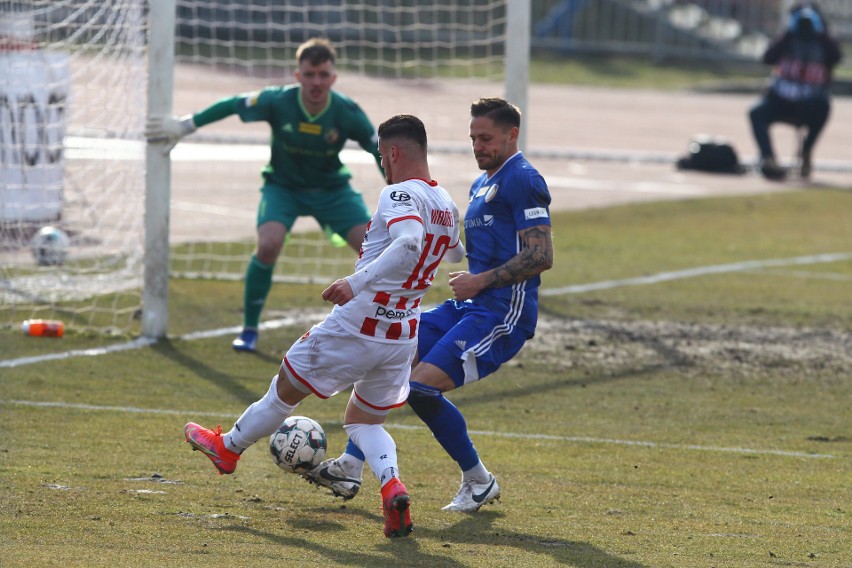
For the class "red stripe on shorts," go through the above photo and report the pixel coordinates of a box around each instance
[282,356,328,399]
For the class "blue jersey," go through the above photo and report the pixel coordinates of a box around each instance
[463,152,551,334]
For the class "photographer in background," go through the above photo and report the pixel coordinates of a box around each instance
[748,3,842,180]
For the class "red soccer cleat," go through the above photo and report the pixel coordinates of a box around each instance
[381,478,413,538]
[184,422,240,475]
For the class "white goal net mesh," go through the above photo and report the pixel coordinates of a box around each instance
[0,0,509,335]
[167,0,508,284]
[0,0,148,334]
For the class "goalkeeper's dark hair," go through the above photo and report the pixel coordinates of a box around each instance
[378,114,428,153]
[471,97,521,130]
[296,37,336,65]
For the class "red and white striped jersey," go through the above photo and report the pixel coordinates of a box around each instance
[332,178,461,343]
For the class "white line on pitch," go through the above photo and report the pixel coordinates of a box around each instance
[0,313,324,369]
[3,253,850,366]
[171,200,255,219]
[541,252,852,296]
[0,337,158,368]
[0,399,835,460]
[744,268,852,282]
[547,175,705,195]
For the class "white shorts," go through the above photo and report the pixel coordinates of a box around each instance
[279,313,414,415]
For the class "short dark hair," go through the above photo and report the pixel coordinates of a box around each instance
[296,37,336,66]
[470,97,521,130]
[378,114,428,152]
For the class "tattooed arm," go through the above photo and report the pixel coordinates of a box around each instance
[449,224,553,301]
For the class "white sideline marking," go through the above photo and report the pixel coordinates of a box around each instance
[547,175,705,195]
[745,268,852,282]
[0,337,158,368]
[0,313,323,369]
[64,136,376,164]
[541,252,852,296]
[0,399,835,459]
[171,199,255,220]
[3,253,850,366]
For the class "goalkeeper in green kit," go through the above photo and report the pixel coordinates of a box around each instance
[146,38,383,352]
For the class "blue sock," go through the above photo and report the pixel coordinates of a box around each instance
[344,438,365,461]
[407,381,479,471]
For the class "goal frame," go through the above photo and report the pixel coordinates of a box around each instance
[142,0,530,338]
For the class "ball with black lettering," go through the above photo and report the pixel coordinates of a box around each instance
[269,416,327,474]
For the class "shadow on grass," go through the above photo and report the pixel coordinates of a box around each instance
[427,510,649,567]
[151,338,266,406]
[218,509,648,567]
[219,523,465,568]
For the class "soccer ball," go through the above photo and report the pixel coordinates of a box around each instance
[269,416,327,474]
[31,226,70,266]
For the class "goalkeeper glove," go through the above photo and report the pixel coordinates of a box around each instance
[144,114,196,154]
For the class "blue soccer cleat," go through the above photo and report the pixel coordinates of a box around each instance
[232,328,258,352]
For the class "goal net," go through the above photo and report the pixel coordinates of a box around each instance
[166,0,511,282]
[0,0,514,337]
[0,0,148,335]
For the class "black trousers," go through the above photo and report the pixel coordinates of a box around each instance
[748,91,831,160]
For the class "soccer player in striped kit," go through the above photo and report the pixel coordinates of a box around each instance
[183,114,464,537]
[309,97,554,513]
[145,38,383,353]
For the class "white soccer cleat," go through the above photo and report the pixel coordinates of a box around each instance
[303,458,362,500]
[442,474,501,513]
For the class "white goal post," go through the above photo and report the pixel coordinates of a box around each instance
[0,0,529,339]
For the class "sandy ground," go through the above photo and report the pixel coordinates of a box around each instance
[163,68,852,244]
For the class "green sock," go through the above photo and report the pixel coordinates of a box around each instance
[243,255,274,329]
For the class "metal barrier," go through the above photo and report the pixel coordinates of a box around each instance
[532,0,850,67]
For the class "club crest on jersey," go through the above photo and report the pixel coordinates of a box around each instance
[324,127,340,144]
[390,190,411,202]
[473,183,498,202]
[298,330,311,342]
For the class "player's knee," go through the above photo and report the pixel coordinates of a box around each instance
[407,381,443,419]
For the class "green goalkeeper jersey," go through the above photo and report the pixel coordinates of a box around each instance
[192,85,382,191]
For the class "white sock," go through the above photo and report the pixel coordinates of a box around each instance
[462,460,491,484]
[337,453,365,479]
[224,375,298,453]
[344,423,399,488]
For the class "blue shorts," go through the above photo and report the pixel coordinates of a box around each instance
[417,300,531,388]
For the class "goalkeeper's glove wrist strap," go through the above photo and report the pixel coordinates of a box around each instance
[178,115,197,136]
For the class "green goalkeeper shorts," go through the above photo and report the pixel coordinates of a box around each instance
[257,180,371,242]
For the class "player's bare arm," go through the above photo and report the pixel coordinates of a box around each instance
[449,224,552,300]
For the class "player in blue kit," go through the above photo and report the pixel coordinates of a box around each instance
[306,97,553,513]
